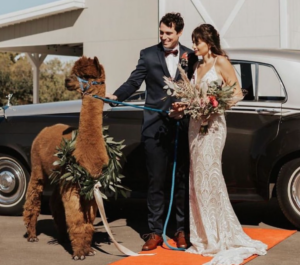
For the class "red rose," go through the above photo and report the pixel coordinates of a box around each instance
[212,100,218,107]
[209,96,218,107]
[181,52,188,60]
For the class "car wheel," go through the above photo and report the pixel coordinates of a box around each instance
[0,154,29,215]
[277,158,300,229]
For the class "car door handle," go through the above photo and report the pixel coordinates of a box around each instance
[256,108,281,114]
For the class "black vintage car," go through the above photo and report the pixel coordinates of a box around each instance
[1,49,300,229]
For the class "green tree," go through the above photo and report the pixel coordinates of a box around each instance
[39,58,80,103]
[0,52,16,106]
[10,56,33,105]
[0,53,80,107]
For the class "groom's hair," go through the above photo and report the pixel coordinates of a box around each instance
[160,13,184,33]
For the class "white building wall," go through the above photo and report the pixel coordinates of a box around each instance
[161,0,281,49]
[82,0,158,92]
[0,0,300,95]
[225,0,280,48]
[0,0,159,94]
[289,0,300,49]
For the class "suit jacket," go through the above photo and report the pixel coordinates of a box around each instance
[114,42,198,139]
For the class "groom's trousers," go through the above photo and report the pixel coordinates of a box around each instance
[143,118,190,235]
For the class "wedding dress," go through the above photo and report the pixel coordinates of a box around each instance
[185,58,267,265]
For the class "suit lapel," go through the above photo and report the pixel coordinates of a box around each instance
[174,44,185,81]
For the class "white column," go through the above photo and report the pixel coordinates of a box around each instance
[26,53,47,104]
[280,0,289,48]
[158,0,166,42]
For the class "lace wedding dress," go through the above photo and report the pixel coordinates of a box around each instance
[185,59,267,265]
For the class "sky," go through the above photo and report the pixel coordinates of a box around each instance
[0,0,79,62]
[0,0,60,15]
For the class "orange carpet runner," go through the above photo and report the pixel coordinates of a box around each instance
[111,228,296,265]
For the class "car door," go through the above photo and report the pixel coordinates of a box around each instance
[223,61,286,201]
[103,93,147,194]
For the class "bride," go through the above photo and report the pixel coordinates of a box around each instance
[172,24,267,265]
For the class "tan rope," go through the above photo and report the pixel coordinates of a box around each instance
[94,182,154,256]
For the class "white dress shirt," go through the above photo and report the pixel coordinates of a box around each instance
[164,45,179,79]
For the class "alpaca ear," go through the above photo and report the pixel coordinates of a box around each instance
[93,56,102,76]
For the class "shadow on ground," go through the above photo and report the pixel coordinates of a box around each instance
[37,196,297,252]
[102,196,298,233]
[35,206,118,255]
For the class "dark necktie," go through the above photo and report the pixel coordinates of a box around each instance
[164,49,178,57]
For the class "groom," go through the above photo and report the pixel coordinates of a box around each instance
[106,13,197,251]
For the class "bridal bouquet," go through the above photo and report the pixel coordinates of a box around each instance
[163,65,241,134]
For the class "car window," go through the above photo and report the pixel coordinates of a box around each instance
[232,62,255,101]
[231,61,286,102]
[257,64,285,101]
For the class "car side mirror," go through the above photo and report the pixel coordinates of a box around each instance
[6,94,13,106]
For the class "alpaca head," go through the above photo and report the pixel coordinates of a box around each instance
[65,56,106,96]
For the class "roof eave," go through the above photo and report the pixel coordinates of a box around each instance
[0,0,86,28]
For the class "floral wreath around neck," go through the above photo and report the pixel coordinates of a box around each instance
[49,126,130,200]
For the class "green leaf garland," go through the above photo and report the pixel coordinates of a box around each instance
[49,126,130,200]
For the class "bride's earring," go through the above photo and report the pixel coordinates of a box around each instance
[209,49,212,55]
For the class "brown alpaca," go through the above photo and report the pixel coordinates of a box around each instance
[23,56,109,260]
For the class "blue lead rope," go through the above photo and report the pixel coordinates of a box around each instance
[162,121,186,251]
[93,95,167,114]
[94,95,185,251]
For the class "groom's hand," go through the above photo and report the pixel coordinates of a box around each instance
[105,92,118,101]
[105,92,119,107]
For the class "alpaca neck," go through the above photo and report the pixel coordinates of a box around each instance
[74,95,107,177]
[74,96,108,177]
[77,96,103,146]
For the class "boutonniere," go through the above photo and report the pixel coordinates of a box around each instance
[180,52,188,68]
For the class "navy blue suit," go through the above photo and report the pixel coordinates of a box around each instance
[114,42,197,235]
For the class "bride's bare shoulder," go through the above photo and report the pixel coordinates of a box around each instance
[215,55,231,67]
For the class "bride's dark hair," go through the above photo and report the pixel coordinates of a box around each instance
[192,24,228,58]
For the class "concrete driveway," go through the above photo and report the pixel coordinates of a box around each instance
[0,198,299,265]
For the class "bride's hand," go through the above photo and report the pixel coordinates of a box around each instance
[169,102,187,119]
[172,102,187,112]
[169,109,184,119]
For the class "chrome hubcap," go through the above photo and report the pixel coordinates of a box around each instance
[290,168,300,214]
[0,158,26,207]
[0,171,16,193]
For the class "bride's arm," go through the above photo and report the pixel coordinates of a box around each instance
[216,56,243,106]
